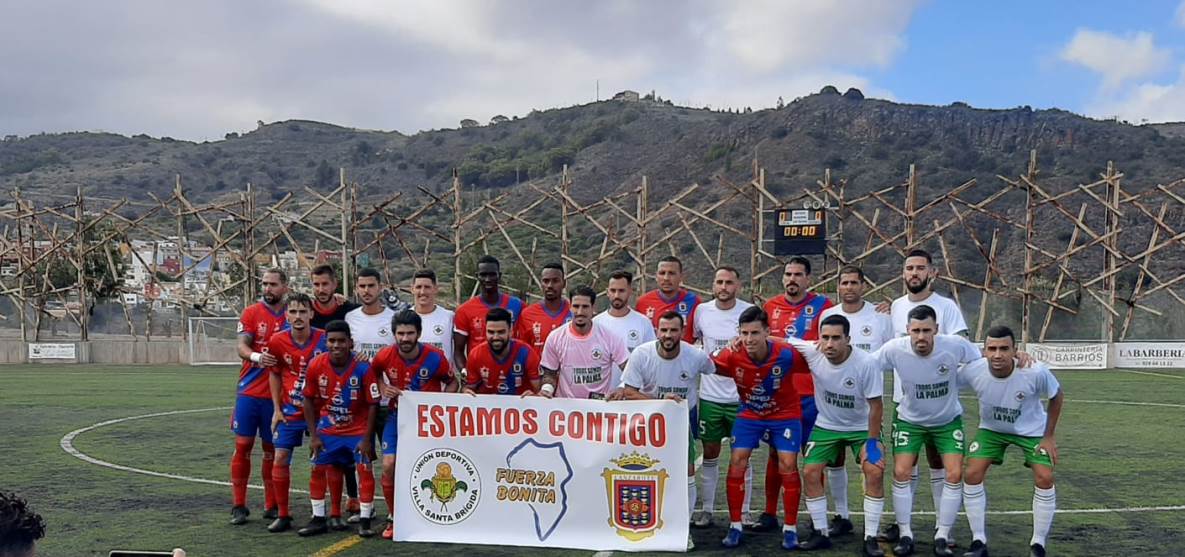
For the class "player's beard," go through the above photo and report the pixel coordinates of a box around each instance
[315,292,334,305]
[660,338,679,352]
[488,338,506,354]
[906,275,931,295]
[610,297,627,310]
[398,340,417,354]
[263,292,280,305]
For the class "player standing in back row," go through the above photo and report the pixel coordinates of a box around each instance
[453,255,525,371]
[409,269,455,367]
[636,256,701,343]
[229,268,289,526]
[594,270,656,354]
[515,262,571,352]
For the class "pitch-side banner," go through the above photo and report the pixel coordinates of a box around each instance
[394,391,690,552]
[1024,343,1108,369]
[1111,342,1185,368]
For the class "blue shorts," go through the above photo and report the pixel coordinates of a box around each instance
[314,434,366,466]
[381,413,399,456]
[732,417,802,453]
[799,396,818,441]
[231,395,274,441]
[272,420,307,450]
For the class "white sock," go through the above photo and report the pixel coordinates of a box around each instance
[964,482,987,543]
[701,458,719,513]
[863,496,884,538]
[688,474,697,515]
[892,479,913,539]
[730,520,743,530]
[742,465,753,515]
[929,468,945,512]
[1032,485,1056,547]
[827,466,850,519]
[806,495,830,536]
[935,481,961,540]
[311,499,326,517]
[909,464,920,496]
[360,502,374,519]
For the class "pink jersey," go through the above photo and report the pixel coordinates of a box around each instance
[540,322,628,399]
[237,302,288,399]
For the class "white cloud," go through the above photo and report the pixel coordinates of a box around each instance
[1059,29,1170,90]
[1085,65,1185,123]
[1176,1,1185,28]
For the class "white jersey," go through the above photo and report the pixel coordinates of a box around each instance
[786,338,883,432]
[960,360,1060,437]
[890,291,968,402]
[344,306,395,361]
[693,299,754,404]
[417,305,455,365]
[821,301,893,353]
[620,340,716,407]
[594,309,657,353]
[874,335,982,427]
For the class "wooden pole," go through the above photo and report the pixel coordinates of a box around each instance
[1021,150,1037,344]
[75,184,89,341]
[340,168,351,294]
[560,166,571,278]
[637,176,648,293]
[753,164,764,297]
[1103,161,1120,342]
[453,169,463,303]
[175,176,188,341]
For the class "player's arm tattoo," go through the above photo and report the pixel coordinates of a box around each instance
[237,333,255,361]
[540,366,559,389]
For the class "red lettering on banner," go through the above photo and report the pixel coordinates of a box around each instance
[649,413,666,447]
[549,410,564,437]
[429,404,445,437]
[417,404,430,437]
[459,405,475,436]
[523,409,538,435]
[628,414,646,446]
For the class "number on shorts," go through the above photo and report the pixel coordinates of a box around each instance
[893,430,910,448]
[699,420,707,438]
[783,428,793,440]
[803,441,815,457]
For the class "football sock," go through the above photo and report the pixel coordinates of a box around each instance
[700,457,719,513]
[261,442,276,510]
[863,495,884,538]
[327,465,344,516]
[806,495,829,536]
[310,464,329,517]
[1032,485,1056,547]
[357,461,376,506]
[764,454,782,515]
[929,468,945,514]
[963,482,987,543]
[382,473,395,517]
[780,469,801,527]
[935,481,961,540]
[273,452,292,518]
[892,479,914,539]
[726,465,747,523]
[230,436,254,507]
[687,474,697,515]
[827,465,850,519]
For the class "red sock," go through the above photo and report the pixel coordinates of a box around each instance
[327,465,344,516]
[764,453,782,515]
[273,457,291,518]
[357,461,376,505]
[310,464,328,500]
[382,472,395,517]
[230,436,254,507]
[261,443,275,510]
[781,469,801,526]
[726,466,747,523]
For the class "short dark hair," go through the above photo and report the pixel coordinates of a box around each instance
[986,325,1015,345]
[485,307,513,327]
[608,270,634,284]
[287,292,313,310]
[541,262,564,274]
[715,265,741,281]
[392,309,422,333]
[325,319,351,337]
[657,255,683,272]
[787,256,812,275]
[657,310,684,327]
[356,267,382,283]
[905,249,933,265]
[569,285,597,305]
[820,314,850,336]
[838,265,865,281]
[907,304,937,324]
[311,264,336,279]
[0,492,45,557]
[263,267,288,283]
[477,254,501,269]
[738,306,769,327]
[412,268,437,284]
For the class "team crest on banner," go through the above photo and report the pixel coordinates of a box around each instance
[601,453,669,542]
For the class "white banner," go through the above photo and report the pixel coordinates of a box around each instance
[394,391,689,552]
[1024,343,1107,369]
[1111,342,1185,369]
[27,343,76,360]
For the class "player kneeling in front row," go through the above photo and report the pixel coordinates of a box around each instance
[784,315,887,557]
[371,310,459,539]
[297,320,381,538]
[960,326,1063,557]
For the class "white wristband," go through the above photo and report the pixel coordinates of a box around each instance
[540,384,555,396]
[249,352,263,364]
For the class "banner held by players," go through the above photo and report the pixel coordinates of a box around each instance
[394,391,689,552]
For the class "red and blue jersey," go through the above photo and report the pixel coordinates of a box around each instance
[454,293,526,353]
[465,339,541,395]
[302,353,380,437]
[237,302,288,399]
[636,289,701,343]
[763,292,833,396]
[267,328,327,423]
[370,343,453,410]
[710,340,811,421]
[514,301,571,352]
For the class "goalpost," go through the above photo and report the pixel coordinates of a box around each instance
[188,317,242,366]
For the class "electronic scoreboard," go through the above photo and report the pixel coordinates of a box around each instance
[773,208,826,255]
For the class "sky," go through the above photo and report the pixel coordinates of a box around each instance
[5,0,1185,140]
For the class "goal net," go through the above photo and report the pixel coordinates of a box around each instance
[188,317,242,366]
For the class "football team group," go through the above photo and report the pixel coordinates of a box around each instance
[227,249,1061,557]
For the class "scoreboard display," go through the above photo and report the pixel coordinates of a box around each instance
[773,208,826,255]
